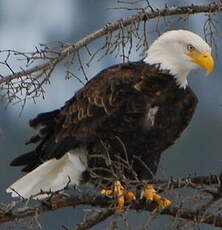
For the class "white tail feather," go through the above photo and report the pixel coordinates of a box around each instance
[7,149,87,199]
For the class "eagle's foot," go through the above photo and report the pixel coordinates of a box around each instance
[101,180,136,211]
[143,184,171,211]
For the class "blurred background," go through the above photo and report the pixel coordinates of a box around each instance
[0,0,222,229]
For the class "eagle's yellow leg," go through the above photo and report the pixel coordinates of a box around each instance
[101,180,136,211]
[143,184,171,211]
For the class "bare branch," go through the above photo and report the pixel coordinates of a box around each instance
[1,174,222,227]
[1,2,222,85]
[0,2,222,106]
[1,190,222,228]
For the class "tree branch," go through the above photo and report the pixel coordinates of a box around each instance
[2,174,222,227]
[1,193,222,228]
[1,1,222,85]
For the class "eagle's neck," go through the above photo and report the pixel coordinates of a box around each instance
[143,56,189,89]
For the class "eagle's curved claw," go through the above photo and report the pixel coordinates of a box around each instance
[143,184,171,211]
[101,180,136,211]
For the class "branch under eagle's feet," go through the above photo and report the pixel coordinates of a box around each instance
[143,184,171,211]
[101,180,136,211]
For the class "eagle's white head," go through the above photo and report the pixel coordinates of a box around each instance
[144,30,214,89]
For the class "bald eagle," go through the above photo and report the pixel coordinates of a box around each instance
[7,30,214,208]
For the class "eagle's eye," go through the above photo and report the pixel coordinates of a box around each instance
[187,44,195,52]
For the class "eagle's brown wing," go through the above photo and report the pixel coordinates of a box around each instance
[11,62,162,172]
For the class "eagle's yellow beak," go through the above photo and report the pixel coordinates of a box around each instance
[187,51,214,75]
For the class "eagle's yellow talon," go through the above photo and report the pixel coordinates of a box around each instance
[125,191,136,201]
[100,189,113,196]
[101,180,136,211]
[156,198,172,209]
[143,184,171,211]
[143,184,156,202]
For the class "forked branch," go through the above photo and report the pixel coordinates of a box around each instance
[1,174,222,228]
[1,1,222,85]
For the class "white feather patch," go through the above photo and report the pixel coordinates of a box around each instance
[6,148,87,199]
[144,106,159,127]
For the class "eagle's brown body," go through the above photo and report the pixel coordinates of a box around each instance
[11,62,198,187]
